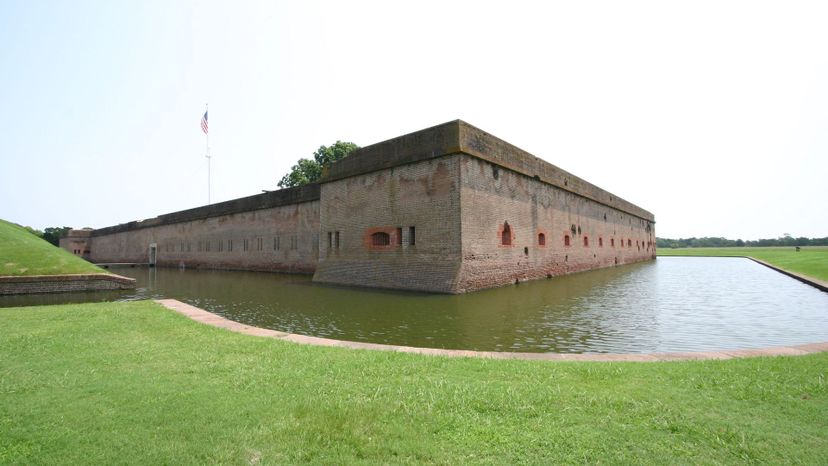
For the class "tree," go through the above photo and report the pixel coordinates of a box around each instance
[42,226,72,246]
[311,141,359,167]
[278,141,359,188]
[277,158,321,189]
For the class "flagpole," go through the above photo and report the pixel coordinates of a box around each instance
[205,103,211,205]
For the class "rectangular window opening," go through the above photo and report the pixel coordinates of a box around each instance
[409,226,415,246]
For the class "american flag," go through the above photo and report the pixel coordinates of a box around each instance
[200,111,208,134]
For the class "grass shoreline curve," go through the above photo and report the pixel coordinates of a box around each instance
[159,298,828,362]
[2,300,827,464]
[657,246,828,282]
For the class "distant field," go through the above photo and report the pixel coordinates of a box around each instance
[0,219,105,276]
[658,246,828,282]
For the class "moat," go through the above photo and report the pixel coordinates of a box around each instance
[3,257,827,353]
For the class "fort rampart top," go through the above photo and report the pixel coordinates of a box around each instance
[92,183,320,237]
[322,120,654,222]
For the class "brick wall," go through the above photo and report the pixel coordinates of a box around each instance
[321,120,654,223]
[89,200,320,273]
[313,152,655,294]
[457,155,655,292]
[0,274,135,295]
[312,157,462,292]
[59,229,92,259]
[457,122,654,222]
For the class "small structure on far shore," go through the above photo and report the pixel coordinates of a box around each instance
[59,228,93,260]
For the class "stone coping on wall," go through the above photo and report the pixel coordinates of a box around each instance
[321,120,655,223]
[0,273,136,295]
[746,257,828,292]
[92,184,320,237]
[155,299,828,362]
[661,255,828,293]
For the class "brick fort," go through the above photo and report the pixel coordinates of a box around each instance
[61,120,656,293]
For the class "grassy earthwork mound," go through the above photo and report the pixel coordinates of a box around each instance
[0,219,105,276]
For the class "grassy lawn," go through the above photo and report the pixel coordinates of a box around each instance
[0,219,105,276]
[1,301,826,464]
[658,246,828,282]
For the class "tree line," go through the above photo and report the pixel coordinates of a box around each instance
[20,225,73,246]
[656,235,828,248]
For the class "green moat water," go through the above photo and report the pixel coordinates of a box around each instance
[2,257,827,353]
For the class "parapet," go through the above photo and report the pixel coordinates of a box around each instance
[92,183,320,236]
[321,120,654,222]
[65,229,93,238]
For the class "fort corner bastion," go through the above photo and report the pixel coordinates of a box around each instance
[66,120,656,294]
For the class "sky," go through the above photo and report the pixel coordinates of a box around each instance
[1,1,826,240]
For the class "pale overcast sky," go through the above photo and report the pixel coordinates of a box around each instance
[1,1,826,240]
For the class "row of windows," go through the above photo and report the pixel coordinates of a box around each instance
[163,236,301,253]
[502,221,652,250]
[239,238,265,252]
[158,227,420,255]
[561,235,649,248]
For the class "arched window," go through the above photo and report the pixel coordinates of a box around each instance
[583,236,589,247]
[611,238,615,247]
[627,239,632,247]
[538,233,546,246]
[599,237,603,247]
[564,235,571,246]
[371,232,390,246]
[501,222,512,246]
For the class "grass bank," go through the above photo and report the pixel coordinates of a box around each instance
[2,301,826,464]
[0,219,104,276]
[658,246,828,282]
